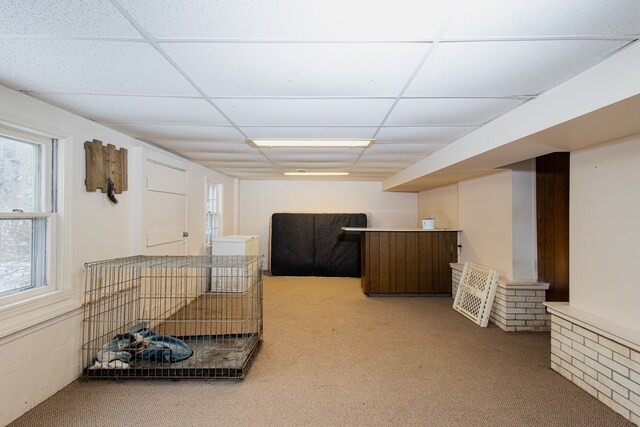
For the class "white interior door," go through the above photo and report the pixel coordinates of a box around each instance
[144,159,187,256]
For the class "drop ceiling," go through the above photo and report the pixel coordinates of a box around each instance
[0,0,638,183]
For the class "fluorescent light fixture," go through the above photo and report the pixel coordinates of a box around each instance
[250,139,373,148]
[283,171,350,176]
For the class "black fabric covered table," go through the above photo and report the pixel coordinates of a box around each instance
[270,213,367,277]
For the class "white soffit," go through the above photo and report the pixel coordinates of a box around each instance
[384,42,640,191]
[35,94,228,124]
[406,40,630,97]
[214,98,395,126]
[163,43,428,97]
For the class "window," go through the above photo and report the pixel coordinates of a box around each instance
[0,131,56,297]
[205,183,220,247]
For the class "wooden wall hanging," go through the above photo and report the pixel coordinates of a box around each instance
[84,139,128,203]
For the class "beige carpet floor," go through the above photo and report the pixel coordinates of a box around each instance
[10,276,632,426]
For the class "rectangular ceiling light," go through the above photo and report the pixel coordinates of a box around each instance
[250,139,373,148]
[283,171,350,176]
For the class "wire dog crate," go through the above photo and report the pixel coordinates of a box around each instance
[82,255,262,379]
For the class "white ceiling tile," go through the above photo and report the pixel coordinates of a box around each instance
[342,176,382,181]
[256,147,366,156]
[227,174,282,179]
[207,166,278,172]
[0,0,140,37]
[271,162,357,170]
[350,166,399,172]
[447,0,640,38]
[406,40,630,97]
[121,0,456,40]
[386,98,527,125]
[34,94,229,124]
[349,171,395,178]
[357,158,417,166]
[102,123,243,141]
[360,154,422,163]
[226,171,280,175]
[202,161,275,169]
[365,142,447,155]
[356,162,416,171]
[241,127,377,139]
[152,141,252,153]
[350,160,411,169]
[163,43,427,97]
[1,2,636,182]
[349,169,396,174]
[375,127,475,143]
[266,154,359,163]
[233,175,283,179]
[0,39,198,95]
[186,153,265,162]
[350,171,393,176]
[205,169,281,178]
[215,98,394,126]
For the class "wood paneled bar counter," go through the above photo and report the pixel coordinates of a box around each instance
[343,228,460,295]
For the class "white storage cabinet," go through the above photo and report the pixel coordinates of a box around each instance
[211,235,259,293]
[212,235,259,256]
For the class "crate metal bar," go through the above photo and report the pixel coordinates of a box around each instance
[82,255,263,379]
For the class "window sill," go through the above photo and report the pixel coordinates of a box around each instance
[0,288,79,339]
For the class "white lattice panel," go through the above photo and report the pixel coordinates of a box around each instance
[452,263,500,327]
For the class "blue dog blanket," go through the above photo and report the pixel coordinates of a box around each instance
[95,323,193,367]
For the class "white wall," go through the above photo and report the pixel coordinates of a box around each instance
[0,85,235,425]
[510,160,537,281]
[238,180,417,263]
[417,183,458,228]
[417,162,537,282]
[458,171,515,280]
[570,134,640,330]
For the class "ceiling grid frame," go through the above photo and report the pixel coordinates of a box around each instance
[0,0,637,181]
[107,0,285,176]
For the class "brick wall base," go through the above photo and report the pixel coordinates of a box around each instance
[450,263,550,332]
[546,307,640,425]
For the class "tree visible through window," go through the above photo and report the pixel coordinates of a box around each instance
[0,133,52,296]
[205,184,220,247]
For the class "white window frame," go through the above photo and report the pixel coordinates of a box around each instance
[0,121,70,338]
[205,182,221,248]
